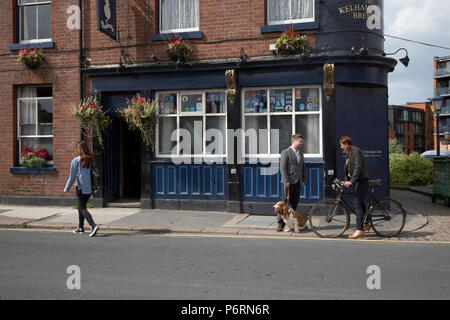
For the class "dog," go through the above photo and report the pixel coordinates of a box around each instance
[273,201,310,233]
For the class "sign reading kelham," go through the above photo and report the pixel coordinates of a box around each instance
[338,0,381,30]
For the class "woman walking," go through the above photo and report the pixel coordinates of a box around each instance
[64,141,99,237]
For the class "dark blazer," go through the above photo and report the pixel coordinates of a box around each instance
[345,146,370,184]
[280,147,306,185]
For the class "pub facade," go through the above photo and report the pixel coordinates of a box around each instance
[0,0,397,214]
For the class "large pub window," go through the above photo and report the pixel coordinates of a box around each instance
[242,86,322,158]
[156,90,227,157]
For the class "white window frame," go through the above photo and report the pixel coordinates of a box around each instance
[17,86,53,164]
[155,90,228,158]
[159,0,199,34]
[241,85,323,159]
[18,0,52,44]
[267,0,315,25]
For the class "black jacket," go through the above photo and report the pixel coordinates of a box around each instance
[345,146,369,184]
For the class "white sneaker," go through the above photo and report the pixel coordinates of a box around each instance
[89,226,99,237]
[73,228,84,234]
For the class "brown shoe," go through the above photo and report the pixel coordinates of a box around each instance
[363,224,371,231]
[348,230,365,239]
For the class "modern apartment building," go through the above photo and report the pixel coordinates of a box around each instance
[434,56,450,151]
[0,0,399,212]
[388,103,434,154]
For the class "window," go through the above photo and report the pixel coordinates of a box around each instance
[242,86,322,157]
[267,0,314,25]
[18,0,51,43]
[160,0,199,34]
[156,90,227,156]
[17,86,53,163]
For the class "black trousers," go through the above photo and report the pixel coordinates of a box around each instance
[76,188,96,230]
[279,181,302,227]
[352,178,369,231]
[284,181,301,211]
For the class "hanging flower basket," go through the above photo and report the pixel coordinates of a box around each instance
[17,48,44,69]
[71,96,111,150]
[119,94,163,150]
[274,25,307,56]
[164,35,192,62]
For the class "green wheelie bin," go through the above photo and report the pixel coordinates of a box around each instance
[432,157,450,207]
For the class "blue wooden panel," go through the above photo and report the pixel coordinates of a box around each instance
[179,166,189,195]
[191,166,201,195]
[241,163,324,203]
[152,164,227,200]
[155,167,164,194]
[243,167,253,197]
[167,166,176,194]
[203,166,212,195]
[215,167,225,195]
[309,168,321,199]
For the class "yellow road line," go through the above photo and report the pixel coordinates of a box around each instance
[2,227,449,245]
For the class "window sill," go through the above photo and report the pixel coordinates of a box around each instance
[10,167,56,174]
[152,31,203,41]
[260,22,319,34]
[9,41,55,51]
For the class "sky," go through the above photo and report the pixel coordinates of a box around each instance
[384,0,450,105]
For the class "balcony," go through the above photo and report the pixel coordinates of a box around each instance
[436,87,450,96]
[435,67,450,78]
[440,105,450,116]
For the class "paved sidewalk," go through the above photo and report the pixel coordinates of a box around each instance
[0,189,448,242]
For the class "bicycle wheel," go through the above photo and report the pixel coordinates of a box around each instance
[309,200,349,238]
[369,199,406,237]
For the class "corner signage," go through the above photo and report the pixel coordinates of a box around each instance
[338,0,381,30]
[97,0,116,40]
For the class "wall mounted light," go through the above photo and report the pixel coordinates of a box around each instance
[351,36,369,56]
[384,48,409,67]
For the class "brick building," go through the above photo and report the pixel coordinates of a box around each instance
[1,0,398,213]
[388,102,434,154]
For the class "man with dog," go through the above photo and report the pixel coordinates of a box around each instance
[277,134,308,232]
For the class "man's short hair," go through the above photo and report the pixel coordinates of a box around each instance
[292,134,303,141]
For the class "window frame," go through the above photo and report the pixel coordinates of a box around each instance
[159,0,199,35]
[17,0,52,44]
[241,85,323,159]
[267,0,315,26]
[17,86,53,165]
[155,89,228,158]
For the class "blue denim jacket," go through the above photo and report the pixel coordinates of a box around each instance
[64,156,92,194]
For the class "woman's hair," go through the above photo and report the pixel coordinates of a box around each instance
[339,136,353,146]
[76,141,94,168]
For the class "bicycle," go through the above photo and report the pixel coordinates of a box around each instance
[309,179,407,238]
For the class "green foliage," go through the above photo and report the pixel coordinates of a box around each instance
[275,25,307,56]
[389,138,404,154]
[389,152,433,186]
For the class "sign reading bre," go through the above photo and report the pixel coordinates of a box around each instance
[338,0,381,30]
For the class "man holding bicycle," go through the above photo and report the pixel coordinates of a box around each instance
[339,136,370,239]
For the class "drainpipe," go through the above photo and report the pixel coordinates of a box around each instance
[79,0,85,140]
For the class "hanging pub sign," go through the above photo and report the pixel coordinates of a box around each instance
[97,0,117,40]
